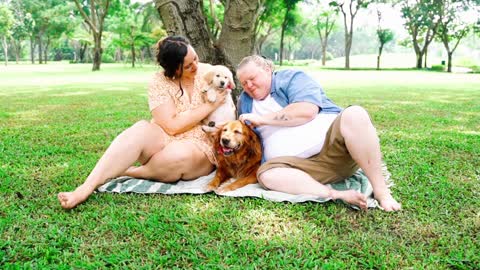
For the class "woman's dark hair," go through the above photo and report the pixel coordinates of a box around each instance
[155,36,191,97]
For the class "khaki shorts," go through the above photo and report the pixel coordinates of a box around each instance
[257,110,358,185]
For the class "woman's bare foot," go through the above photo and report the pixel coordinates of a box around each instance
[331,189,368,210]
[375,192,401,211]
[58,184,93,209]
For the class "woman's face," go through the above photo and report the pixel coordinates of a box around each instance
[178,45,198,78]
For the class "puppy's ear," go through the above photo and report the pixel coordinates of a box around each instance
[227,72,236,89]
[203,70,215,84]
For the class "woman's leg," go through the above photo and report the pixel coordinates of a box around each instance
[124,140,214,182]
[259,168,368,209]
[340,106,401,211]
[58,120,167,209]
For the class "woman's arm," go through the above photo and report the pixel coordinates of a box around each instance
[239,102,318,127]
[151,91,227,135]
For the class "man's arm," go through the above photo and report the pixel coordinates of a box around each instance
[239,102,318,127]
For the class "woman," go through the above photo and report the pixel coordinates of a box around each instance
[58,36,226,209]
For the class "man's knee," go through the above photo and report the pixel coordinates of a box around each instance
[341,106,374,131]
[257,169,278,190]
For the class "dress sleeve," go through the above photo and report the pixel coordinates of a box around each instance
[148,73,172,111]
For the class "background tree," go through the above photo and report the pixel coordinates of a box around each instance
[254,0,283,55]
[330,0,374,69]
[278,0,301,65]
[110,0,156,67]
[400,0,443,69]
[312,0,338,66]
[8,1,35,63]
[0,3,14,66]
[437,0,475,72]
[376,28,394,69]
[73,0,111,71]
[375,4,394,70]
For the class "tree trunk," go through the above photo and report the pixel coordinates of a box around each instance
[279,24,286,66]
[447,52,452,73]
[322,46,327,66]
[44,38,50,64]
[377,44,384,70]
[80,43,87,63]
[345,33,351,69]
[217,0,260,66]
[2,36,8,66]
[92,33,102,71]
[30,37,35,64]
[131,43,136,68]
[37,36,43,64]
[156,0,220,64]
[156,0,259,68]
[416,53,423,69]
[424,48,428,68]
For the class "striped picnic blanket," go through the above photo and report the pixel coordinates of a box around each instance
[97,166,393,210]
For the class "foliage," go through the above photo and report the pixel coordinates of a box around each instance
[377,28,394,45]
[0,3,14,37]
[430,64,445,71]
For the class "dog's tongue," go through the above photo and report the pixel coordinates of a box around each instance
[222,147,231,153]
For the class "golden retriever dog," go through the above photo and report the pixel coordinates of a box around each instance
[205,120,262,193]
[201,65,236,133]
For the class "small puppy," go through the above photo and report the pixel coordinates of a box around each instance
[205,120,262,193]
[201,65,236,132]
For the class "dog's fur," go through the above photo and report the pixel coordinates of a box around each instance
[201,65,236,132]
[205,120,262,193]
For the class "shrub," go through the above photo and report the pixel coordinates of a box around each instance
[430,64,445,72]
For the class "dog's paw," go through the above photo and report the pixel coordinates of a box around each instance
[207,96,216,103]
[204,183,217,193]
[217,186,234,194]
[202,125,217,133]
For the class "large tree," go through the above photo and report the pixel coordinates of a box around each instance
[73,0,111,71]
[329,0,374,69]
[437,0,475,72]
[154,0,261,71]
[400,0,443,69]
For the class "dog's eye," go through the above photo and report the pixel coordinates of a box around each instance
[216,74,220,77]
[234,130,242,134]
[223,128,227,132]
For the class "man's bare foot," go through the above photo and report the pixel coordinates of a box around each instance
[375,192,401,211]
[331,189,368,210]
[57,184,93,209]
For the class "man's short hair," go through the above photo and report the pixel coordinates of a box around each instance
[238,55,274,72]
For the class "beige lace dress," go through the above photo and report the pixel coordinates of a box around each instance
[147,66,216,165]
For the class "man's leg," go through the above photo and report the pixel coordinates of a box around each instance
[340,106,401,211]
[259,168,368,210]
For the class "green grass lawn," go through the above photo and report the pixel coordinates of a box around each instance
[1,62,479,268]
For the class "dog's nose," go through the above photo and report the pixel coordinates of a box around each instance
[221,138,230,146]
[220,81,225,87]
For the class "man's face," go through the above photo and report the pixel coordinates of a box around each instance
[237,62,272,100]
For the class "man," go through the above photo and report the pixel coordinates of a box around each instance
[236,55,401,211]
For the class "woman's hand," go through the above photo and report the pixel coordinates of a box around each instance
[210,90,228,110]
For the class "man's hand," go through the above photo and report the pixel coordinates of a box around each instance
[239,113,266,127]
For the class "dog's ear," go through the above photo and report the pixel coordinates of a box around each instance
[203,69,215,84]
[245,125,262,158]
[227,72,236,89]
